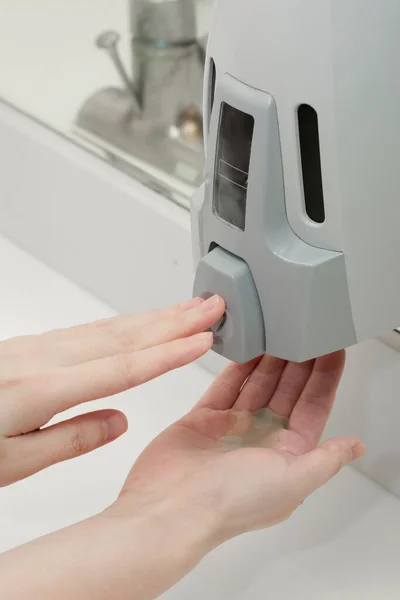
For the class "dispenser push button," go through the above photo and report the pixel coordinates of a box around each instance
[193,246,265,363]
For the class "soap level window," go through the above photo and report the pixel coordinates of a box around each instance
[213,103,254,231]
[297,104,326,224]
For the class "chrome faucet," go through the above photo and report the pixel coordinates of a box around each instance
[75,0,207,202]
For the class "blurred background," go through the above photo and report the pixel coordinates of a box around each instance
[0,0,214,206]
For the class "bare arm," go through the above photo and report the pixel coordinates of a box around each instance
[0,502,214,600]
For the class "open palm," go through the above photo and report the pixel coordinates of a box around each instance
[120,351,365,541]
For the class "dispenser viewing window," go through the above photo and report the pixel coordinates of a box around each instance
[213,103,254,231]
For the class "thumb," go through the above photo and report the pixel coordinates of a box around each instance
[1,410,128,487]
[292,437,366,499]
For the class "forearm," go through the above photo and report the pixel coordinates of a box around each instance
[0,500,215,600]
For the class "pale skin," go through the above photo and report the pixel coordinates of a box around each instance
[0,295,365,599]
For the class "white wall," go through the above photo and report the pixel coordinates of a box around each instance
[1,101,400,498]
[327,338,400,497]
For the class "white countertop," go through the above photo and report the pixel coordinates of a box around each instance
[0,234,400,598]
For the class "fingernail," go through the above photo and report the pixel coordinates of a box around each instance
[104,414,128,441]
[194,332,214,345]
[350,441,366,462]
[182,297,204,311]
[202,295,222,312]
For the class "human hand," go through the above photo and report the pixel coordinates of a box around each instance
[0,295,225,487]
[114,351,365,544]
[0,350,366,600]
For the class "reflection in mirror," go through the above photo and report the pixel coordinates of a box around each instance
[0,0,213,207]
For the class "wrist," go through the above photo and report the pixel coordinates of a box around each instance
[104,489,220,571]
[0,494,219,600]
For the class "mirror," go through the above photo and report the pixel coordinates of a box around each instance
[0,0,214,208]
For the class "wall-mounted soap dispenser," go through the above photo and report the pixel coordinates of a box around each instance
[192,0,400,364]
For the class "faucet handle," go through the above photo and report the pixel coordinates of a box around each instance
[96,30,142,113]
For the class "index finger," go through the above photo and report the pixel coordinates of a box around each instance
[38,297,209,367]
[43,297,204,342]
